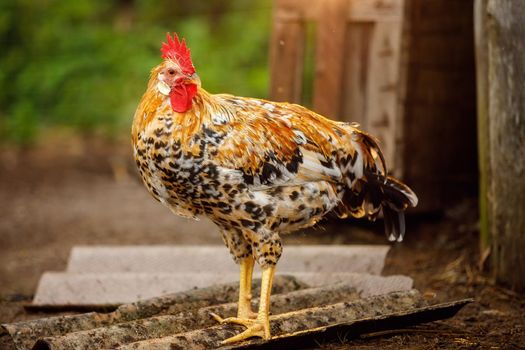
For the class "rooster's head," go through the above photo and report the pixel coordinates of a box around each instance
[156,33,200,113]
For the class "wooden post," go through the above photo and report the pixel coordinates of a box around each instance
[312,0,348,119]
[474,0,491,261]
[479,0,525,291]
[269,0,406,167]
[269,1,305,103]
[269,0,478,213]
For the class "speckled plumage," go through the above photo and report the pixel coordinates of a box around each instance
[132,34,418,342]
[132,63,417,268]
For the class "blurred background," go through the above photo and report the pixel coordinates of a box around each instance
[0,0,279,299]
[1,0,524,348]
[0,0,272,144]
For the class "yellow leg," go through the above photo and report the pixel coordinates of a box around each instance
[237,257,256,319]
[213,265,276,344]
[210,258,256,324]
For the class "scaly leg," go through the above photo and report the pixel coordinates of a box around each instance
[210,257,256,323]
[237,257,256,319]
[213,265,275,343]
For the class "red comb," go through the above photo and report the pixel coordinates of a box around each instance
[160,33,195,75]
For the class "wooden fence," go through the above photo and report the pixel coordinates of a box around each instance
[270,0,405,173]
[269,0,478,212]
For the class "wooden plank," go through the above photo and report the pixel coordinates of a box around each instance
[275,0,404,22]
[341,8,404,170]
[341,22,373,126]
[362,19,403,169]
[312,0,348,119]
[271,0,405,167]
[474,0,491,258]
[269,0,305,102]
[392,0,412,178]
[346,0,404,22]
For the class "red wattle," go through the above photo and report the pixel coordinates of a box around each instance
[169,84,197,113]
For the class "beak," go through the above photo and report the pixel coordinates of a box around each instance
[185,73,201,87]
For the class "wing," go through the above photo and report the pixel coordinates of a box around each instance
[205,95,366,189]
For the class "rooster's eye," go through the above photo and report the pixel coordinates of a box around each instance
[167,69,175,75]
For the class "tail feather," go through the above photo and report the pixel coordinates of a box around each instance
[375,174,417,242]
[338,172,417,242]
[336,127,418,242]
[383,204,406,242]
[381,175,418,208]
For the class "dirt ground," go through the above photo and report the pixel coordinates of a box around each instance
[1,136,524,349]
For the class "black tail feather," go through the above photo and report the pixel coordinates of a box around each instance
[367,172,417,242]
[383,204,406,242]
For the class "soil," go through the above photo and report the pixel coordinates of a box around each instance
[1,136,524,349]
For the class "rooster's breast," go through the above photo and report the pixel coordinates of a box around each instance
[134,112,249,219]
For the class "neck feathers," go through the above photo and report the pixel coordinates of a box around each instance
[132,84,225,149]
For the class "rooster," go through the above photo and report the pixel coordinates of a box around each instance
[132,33,418,343]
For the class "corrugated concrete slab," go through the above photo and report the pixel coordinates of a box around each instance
[32,272,413,306]
[4,283,471,350]
[65,245,390,275]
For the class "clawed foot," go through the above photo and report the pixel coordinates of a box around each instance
[210,313,270,343]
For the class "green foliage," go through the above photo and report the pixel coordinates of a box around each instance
[0,0,272,144]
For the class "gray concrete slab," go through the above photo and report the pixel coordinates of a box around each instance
[66,245,390,275]
[32,244,401,306]
[32,272,413,306]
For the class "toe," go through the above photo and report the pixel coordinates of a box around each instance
[219,317,256,327]
[209,312,226,323]
[221,323,265,344]
[210,313,256,327]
